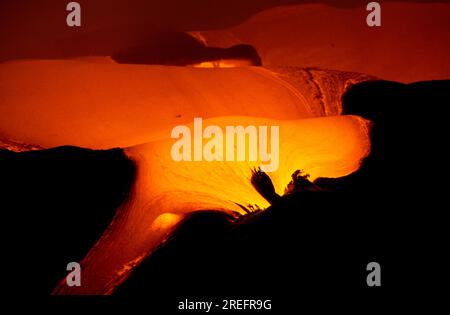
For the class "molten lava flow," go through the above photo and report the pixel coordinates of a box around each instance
[0,60,374,150]
[0,60,316,149]
[52,115,370,294]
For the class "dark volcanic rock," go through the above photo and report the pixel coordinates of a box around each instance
[0,146,136,294]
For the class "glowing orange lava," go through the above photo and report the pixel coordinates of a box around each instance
[53,115,370,294]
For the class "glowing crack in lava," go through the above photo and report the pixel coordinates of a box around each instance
[53,115,370,294]
[191,59,254,68]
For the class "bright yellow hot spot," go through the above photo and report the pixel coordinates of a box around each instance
[150,213,183,232]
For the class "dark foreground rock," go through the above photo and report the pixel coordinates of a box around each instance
[0,146,135,294]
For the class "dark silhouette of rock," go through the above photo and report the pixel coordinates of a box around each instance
[112,33,262,66]
[315,79,450,195]
[251,167,281,205]
[0,146,135,294]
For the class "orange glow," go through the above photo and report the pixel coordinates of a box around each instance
[1,0,446,297]
[199,3,450,82]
